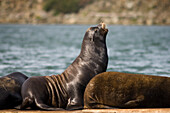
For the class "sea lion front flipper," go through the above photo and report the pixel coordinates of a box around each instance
[124,95,144,108]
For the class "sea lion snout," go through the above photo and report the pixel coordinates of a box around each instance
[100,22,106,29]
[87,23,108,33]
[98,22,107,29]
[98,22,108,34]
[102,23,105,29]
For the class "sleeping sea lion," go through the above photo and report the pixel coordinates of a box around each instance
[0,72,28,109]
[84,72,170,109]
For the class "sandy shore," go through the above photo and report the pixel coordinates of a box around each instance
[1,109,170,113]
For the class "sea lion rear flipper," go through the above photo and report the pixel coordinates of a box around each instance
[34,98,65,111]
[20,97,34,109]
[124,95,144,108]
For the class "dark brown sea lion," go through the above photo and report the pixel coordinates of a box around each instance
[84,72,170,109]
[20,23,109,110]
[0,72,28,109]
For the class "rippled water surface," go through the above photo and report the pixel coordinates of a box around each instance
[0,24,170,77]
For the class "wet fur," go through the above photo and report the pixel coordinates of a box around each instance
[21,23,108,110]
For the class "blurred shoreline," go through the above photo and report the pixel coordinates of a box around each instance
[0,0,170,25]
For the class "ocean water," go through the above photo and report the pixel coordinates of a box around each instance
[0,24,170,77]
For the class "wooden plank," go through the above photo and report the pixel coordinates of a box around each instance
[1,109,170,113]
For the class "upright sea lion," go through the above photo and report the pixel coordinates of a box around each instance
[0,72,28,109]
[84,72,170,109]
[20,23,109,110]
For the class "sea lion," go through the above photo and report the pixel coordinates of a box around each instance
[20,23,109,110]
[0,72,28,109]
[84,72,170,109]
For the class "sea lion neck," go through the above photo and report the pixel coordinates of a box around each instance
[79,32,107,59]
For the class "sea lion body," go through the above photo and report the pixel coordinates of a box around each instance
[21,23,108,110]
[84,72,170,108]
[0,72,28,109]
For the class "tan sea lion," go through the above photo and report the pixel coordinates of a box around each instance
[20,23,109,110]
[84,72,170,108]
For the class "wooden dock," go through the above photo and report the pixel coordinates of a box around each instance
[1,109,170,113]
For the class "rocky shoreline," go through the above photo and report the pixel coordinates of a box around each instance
[0,0,170,25]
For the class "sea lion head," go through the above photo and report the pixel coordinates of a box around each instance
[85,22,108,43]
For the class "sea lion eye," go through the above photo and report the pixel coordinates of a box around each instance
[94,29,98,33]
